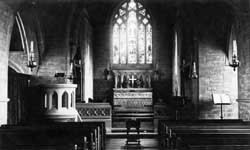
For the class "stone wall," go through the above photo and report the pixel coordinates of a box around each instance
[199,44,238,119]
[36,3,72,83]
[198,29,238,119]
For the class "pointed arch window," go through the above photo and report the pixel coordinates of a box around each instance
[112,0,152,65]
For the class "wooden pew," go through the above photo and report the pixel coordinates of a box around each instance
[0,122,105,150]
[158,120,250,150]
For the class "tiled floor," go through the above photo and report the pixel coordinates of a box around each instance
[105,138,159,150]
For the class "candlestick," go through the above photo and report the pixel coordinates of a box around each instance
[193,62,196,73]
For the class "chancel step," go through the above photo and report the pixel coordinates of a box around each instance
[113,113,154,117]
[107,129,157,138]
[111,127,155,133]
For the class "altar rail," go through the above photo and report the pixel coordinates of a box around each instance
[76,103,112,133]
[41,84,79,122]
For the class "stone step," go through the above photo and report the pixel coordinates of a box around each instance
[113,107,153,112]
[112,120,154,129]
[113,112,154,117]
[107,129,157,138]
[112,116,154,121]
[111,127,155,132]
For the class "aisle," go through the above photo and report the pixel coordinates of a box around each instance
[105,138,159,150]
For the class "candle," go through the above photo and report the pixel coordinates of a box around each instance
[233,40,237,54]
[155,63,159,70]
[193,62,196,73]
[30,41,34,53]
[70,62,73,73]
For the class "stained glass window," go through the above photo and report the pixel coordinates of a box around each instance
[112,0,152,64]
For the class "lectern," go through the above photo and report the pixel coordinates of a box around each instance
[212,94,231,119]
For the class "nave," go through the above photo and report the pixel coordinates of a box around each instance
[2,119,250,150]
[2,0,250,150]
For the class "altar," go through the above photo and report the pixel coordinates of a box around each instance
[112,70,154,129]
[113,88,153,111]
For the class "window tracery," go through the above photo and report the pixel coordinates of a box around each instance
[112,0,152,65]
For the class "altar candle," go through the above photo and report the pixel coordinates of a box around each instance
[30,41,34,53]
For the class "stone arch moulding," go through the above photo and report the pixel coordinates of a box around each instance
[8,60,25,74]
[9,10,44,74]
[68,6,89,58]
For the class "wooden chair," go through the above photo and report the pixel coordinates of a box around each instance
[126,118,141,145]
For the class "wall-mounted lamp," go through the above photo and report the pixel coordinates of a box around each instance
[67,61,74,83]
[229,54,240,71]
[181,60,198,79]
[104,63,113,80]
[229,40,240,71]
[27,41,37,71]
[190,61,198,79]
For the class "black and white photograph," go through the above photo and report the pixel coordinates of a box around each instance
[0,0,249,149]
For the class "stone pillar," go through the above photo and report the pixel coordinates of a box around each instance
[0,1,14,126]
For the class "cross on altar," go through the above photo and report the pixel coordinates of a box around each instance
[129,75,137,88]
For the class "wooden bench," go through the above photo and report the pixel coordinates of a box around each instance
[0,122,105,150]
[158,120,250,150]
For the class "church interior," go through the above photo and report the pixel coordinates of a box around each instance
[1,0,250,149]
